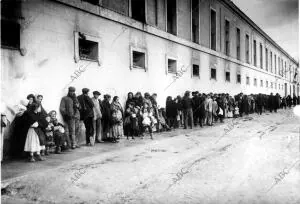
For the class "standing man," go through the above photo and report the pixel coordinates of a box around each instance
[192,91,201,127]
[92,91,104,143]
[274,93,281,113]
[182,91,193,129]
[199,93,206,128]
[77,88,94,146]
[268,93,274,113]
[256,93,263,115]
[60,87,81,149]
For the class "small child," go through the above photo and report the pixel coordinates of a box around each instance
[142,108,153,139]
[44,115,55,155]
[125,103,139,140]
[234,102,239,118]
[49,110,69,153]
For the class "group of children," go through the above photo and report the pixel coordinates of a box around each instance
[124,101,171,140]
[44,111,69,154]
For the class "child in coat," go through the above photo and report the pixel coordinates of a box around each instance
[142,108,153,139]
[234,102,240,118]
[49,110,70,153]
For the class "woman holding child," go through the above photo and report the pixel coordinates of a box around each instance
[23,103,47,162]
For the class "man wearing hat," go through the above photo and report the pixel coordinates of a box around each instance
[60,86,81,149]
[77,88,95,146]
[92,91,104,143]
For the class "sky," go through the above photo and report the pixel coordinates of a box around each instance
[231,0,299,61]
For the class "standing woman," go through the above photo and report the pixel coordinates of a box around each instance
[166,96,176,129]
[102,95,112,141]
[125,92,135,109]
[134,92,144,108]
[24,103,46,162]
[26,94,36,109]
[124,92,134,137]
[175,95,183,128]
[111,96,124,140]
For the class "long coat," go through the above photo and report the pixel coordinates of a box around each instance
[166,100,177,118]
[77,94,94,120]
[59,96,80,121]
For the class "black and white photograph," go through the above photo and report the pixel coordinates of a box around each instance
[0,0,299,203]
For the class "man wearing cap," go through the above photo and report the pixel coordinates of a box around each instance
[60,86,81,149]
[77,88,95,146]
[92,91,104,143]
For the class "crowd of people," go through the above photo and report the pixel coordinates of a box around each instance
[9,86,299,162]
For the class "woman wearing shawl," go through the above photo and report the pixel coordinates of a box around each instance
[24,103,47,162]
[111,96,124,141]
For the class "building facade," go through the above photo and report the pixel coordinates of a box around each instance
[1,0,299,121]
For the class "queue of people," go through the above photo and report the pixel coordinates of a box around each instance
[8,86,299,162]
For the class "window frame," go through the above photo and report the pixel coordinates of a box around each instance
[274,54,277,74]
[253,39,257,67]
[1,19,21,50]
[210,8,217,51]
[246,76,250,85]
[166,0,178,36]
[270,51,273,73]
[224,18,230,56]
[210,67,217,80]
[225,70,230,82]
[245,33,250,64]
[130,0,147,23]
[191,0,200,44]
[260,43,263,69]
[236,27,241,60]
[236,73,241,84]
[166,55,178,74]
[192,64,200,78]
[265,47,268,71]
[130,46,148,71]
[74,31,101,65]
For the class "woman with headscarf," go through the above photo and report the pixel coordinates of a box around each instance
[10,99,30,158]
[23,103,47,162]
[111,96,124,141]
[125,92,135,109]
[26,94,36,110]
[124,102,138,140]
[134,92,144,108]
[102,94,112,141]
[124,92,135,137]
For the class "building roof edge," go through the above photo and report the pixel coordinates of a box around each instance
[221,0,299,66]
